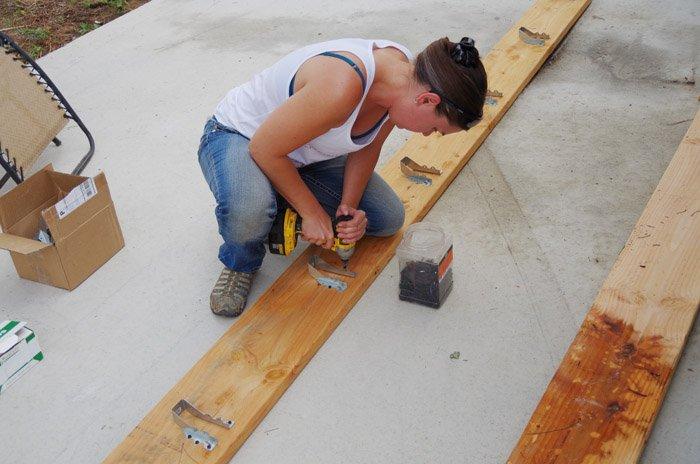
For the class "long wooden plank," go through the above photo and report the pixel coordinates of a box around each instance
[508,111,700,463]
[104,2,591,462]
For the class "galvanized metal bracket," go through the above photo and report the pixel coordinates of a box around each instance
[485,89,503,106]
[518,27,550,46]
[171,399,234,451]
[309,254,356,278]
[308,262,348,291]
[400,156,440,186]
[400,156,442,175]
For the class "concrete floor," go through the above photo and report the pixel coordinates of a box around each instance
[1,0,698,462]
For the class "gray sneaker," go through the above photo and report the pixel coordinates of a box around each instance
[210,268,254,317]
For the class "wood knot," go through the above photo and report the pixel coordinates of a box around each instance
[619,342,636,358]
[601,315,623,334]
[606,401,624,417]
[264,368,288,382]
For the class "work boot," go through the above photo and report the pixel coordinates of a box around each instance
[210,267,254,317]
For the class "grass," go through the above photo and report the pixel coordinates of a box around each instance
[83,0,128,12]
[28,44,44,58]
[18,27,50,42]
[15,27,50,57]
[78,22,100,35]
[0,0,148,58]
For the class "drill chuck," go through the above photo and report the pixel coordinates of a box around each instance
[333,239,355,262]
[332,214,355,265]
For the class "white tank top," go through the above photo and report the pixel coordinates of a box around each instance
[214,38,413,167]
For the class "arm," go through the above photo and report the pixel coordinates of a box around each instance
[248,60,363,248]
[336,121,395,243]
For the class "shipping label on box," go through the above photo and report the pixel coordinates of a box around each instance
[55,177,97,219]
[0,321,44,394]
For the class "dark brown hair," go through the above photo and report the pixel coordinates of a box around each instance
[414,37,487,129]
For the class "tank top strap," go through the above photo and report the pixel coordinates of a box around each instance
[288,51,367,97]
[318,52,367,91]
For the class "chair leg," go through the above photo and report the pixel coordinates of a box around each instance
[52,137,62,146]
[0,155,22,187]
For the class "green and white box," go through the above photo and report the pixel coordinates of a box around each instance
[0,321,44,393]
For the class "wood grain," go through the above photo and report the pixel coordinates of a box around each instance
[508,111,700,463]
[103,1,591,462]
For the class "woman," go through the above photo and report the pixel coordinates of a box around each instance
[198,36,487,317]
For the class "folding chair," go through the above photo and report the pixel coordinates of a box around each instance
[0,31,95,188]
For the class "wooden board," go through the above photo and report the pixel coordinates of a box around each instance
[103,1,591,462]
[508,110,700,463]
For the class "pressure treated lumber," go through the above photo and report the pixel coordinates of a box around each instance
[508,111,700,463]
[103,1,591,462]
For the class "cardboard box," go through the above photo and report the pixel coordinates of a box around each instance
[0,321,43,394]
[0,164,124,290]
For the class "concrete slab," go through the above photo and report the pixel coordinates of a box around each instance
[1,0,698,462]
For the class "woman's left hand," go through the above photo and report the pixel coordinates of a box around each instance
[335,204,367,244]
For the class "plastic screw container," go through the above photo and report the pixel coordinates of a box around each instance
[397,222,454,309]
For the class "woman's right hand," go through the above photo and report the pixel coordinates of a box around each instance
[300,210,335,249]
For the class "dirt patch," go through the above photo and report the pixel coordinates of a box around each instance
[0,0,150,58]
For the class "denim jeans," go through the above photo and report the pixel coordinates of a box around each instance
[197,116,405,273]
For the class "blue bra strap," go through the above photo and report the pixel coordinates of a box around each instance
[289,51,367,96]
[351,112,389,140]
[318,51,367,91]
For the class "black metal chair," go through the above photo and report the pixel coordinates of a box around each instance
[0,31,95,188]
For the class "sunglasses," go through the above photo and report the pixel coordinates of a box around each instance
[430,88,482,129]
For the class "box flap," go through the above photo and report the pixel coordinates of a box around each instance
[6,196,58,240]
[0,320,26,338]
[0,164,56,231]
[0,321,27,354]
[0,233,51,254]
[46,170,88,196]
[42,172,110,240]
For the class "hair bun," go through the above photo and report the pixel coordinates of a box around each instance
[451,37,479,68]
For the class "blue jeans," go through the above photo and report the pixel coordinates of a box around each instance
[197,117,405,273]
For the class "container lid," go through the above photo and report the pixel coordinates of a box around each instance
[397,222,451,263]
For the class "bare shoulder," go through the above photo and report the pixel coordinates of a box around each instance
[374,45,410,63]
[293,53,365,113]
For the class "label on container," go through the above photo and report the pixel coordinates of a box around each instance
[55,178,97,220]
[438,246,453,281]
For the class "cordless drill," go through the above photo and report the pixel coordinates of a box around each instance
[268,201,355,268]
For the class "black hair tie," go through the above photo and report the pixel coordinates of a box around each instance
[451,37,478,68]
